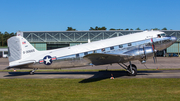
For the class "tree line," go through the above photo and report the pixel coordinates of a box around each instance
[67,26,169,31]
[0,32,16,47]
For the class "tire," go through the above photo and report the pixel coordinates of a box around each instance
[127,65,137,76]
[30,72,34,75]
[131,64,137,70]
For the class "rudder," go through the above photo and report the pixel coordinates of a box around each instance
[7,36,38,62]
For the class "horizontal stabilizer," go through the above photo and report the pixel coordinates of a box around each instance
[5,60,35,69]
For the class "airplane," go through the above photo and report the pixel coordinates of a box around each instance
[6,31,177,76]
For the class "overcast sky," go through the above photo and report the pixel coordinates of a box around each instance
[0,0,180,33]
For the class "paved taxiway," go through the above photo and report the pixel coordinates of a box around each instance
[0,57,180,79]
[1,70,180,79]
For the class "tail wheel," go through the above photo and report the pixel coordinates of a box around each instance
[127,65,137,76]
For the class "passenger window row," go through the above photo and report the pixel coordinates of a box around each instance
[76,43,132,58]
[59,39,149,60]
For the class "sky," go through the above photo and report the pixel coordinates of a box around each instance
[0,0,180,33]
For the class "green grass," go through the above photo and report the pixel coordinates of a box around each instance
[0,78,180,101]
[0,46,7,48]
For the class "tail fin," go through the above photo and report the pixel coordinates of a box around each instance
[7,36,38,62]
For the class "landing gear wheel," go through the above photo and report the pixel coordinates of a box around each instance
[30,71,34,75]
[127,65,137,76]
[29,68,38,75]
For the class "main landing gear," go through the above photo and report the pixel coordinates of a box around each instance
[118,61,137,76]
[30,68,38,75]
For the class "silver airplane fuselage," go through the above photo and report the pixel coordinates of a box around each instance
[16,36,176,69]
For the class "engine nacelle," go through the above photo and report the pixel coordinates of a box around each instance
[124,46,154,63]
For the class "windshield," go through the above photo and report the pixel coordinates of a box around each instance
[157,33,166,38]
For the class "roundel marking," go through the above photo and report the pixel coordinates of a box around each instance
[43,55,52,65]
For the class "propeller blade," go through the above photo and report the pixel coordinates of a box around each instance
[151,39,155,51]
[155,56,157,63]
[153,56,156,63]
[151,38,157,64]
[155,51,157,63]
[153,52,157,64]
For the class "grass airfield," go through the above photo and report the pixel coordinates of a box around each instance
[1,58,180,100]
[1,78,180,101]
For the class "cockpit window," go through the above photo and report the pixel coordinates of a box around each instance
[157,33,166,38]
[160,33,166,37]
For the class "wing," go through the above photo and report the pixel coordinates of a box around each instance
[83,53,131,65]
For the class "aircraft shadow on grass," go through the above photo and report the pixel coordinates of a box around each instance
[79,70,162,83]
[4,70,162,83]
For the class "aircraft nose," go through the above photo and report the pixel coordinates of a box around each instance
[170,36,177,43]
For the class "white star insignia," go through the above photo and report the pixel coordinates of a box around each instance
[44,57,51,64]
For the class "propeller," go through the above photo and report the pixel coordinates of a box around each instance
[151,38,157,63]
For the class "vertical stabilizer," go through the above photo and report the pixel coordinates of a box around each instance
[7,36,38,62]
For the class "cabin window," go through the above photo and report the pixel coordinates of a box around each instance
[76,54,79,58]
[101,48,105,52]
[128,43,131,46]
[119,45,123,48]
[110,47,114,50]
[84,52,88,55]
[93,50,97,53]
